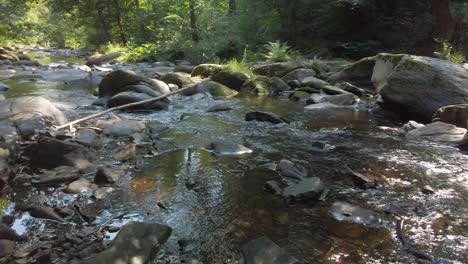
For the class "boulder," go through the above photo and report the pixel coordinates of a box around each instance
[107,91,169,110]
[0,97,67,139]
[253,62,303,77]
[74,129,100,146]
[193,81,238,98]
[327,56,376,90]
[289,91,311,102]
[277,159,307,181]
[242,236,298,264]
[372,53,468,121]
[407,121,467,144]
[95,166,126,184]
[240,77,270,96]
[281,68,316,82]
[98,70,170,99]
[245,111,290,124]
[269,77,290,93]
[300,76,329,89]
[86,52,122,66]
[211,70,249,91]
[24,137,98,170]
[159,72,194,87]
[79,221,172,264]
[31,166,80,186]
[66,179,92,194]
[307,93,357,105]
[191,64,223,78]
[0,49,19,62]
[432,104,468,129]
[282,177,323,201]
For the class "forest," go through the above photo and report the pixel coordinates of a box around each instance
[0,0,468,264]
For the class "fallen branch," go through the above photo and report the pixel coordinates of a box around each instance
[55,86,193,130]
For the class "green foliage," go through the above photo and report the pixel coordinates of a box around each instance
[438,41,465,64]
[0,198,10,215]
[224,58,254,77]
[98,42,127,55]
[122,44,159,62]
[263,41,292,62]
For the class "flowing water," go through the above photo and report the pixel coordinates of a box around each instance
[1,54,467,263]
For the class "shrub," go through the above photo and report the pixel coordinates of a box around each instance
[437,41,465,64]
[224,58,254,77]
[122,44,159,62]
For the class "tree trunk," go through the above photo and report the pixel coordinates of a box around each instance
[190,0,199,43]
[434,0,455,40]
[228,0,236,15]
[113,0,128,45]
[96,2,112,43]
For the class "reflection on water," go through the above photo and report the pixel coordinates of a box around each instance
[2,60,468,263]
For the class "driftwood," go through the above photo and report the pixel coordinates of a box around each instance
[55,86,193,130]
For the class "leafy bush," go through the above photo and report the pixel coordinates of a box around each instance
[98,42,127,55]
[224,58,254,77]
[122,44,159,62]
[263,41,292,62]
[438,41,465,64]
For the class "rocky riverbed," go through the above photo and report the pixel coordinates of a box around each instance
[0,48,467,264]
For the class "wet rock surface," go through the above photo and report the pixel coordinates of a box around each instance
[242,236,299,264]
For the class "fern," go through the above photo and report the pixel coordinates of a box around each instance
[437,41,465,64]
[263,41,292,62]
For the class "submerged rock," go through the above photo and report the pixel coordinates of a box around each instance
[245,111,290,124]
[206,141,253,155]
[32,166,80,186]
[207,103,232,112]
[407,121,467,144]
[242,236,298,264]
[79,221,172,264]
[282,177,323,200]
[330,202,383,227]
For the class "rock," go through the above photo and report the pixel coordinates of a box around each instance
[95,166,125,184]
[336,82,366,96]
[282,177,323,200]
[432,104,468,129]
[32,166,80,186]
[399,120,425,133]
[15,60,40,67]
[211,70,249,91]
[159,72,194,87]
[0,239,16,258]
[281,68,316,82]
[240,77,270,96]
[0,49,19,62]
[407,121,468,144]
[327,56,375,90]
[289,91,311,102]
[307,93,357,105]
[269,77,290,94]
[13,244,38,259]
[191,64,223,78]
[103,120,146,137]
[0,97,68,139]
[207,104,232,112]
[26,206,67,223]
[321,85,350,95]
[174,64,195,73]
[300,76,329,89]
[253,62,303,77]
[0,224,26,241]
[295,87,320,94]
[373,53,468,121]
[107,226,120,233]
[330,202,382,226]
[86,52,122,66]
[78,222,172,264]
[24,138,97,170]
[245,111,290,124]
[278,159,307,181]
[193,81,238,97]
[107,91,169,110]
[0,82,11,99]
[74,129,100,146]
[93,187,115,200]
[346,167,373,189]
[66,179,92,194]
[422,185,436,195]
[206,141,253,155]
[98,70,170,99]
[304,102,356,111]
[264,181,283,195]
[242,236,298,264]
[1,215,15,226]
[112,144,135,161]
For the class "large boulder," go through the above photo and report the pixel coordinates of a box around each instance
[79,221,172,264]
[432,104,468,129]
[372,53,468,121]
[191,64,223,78]
[98,70,170,99]
[211,70,249,91]
[159,72,194,87]
[407,121,467,144]
[327,56,375,91]
[0,97,67,139]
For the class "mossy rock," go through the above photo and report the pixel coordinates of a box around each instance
[240,77,270,96]
[191,64,223,78]
[160,72,194,87]
[197,81,238,98]
[99,70,163,98]
[289,91,311,101]
[211,70,249,91]
[269,77,290,93]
